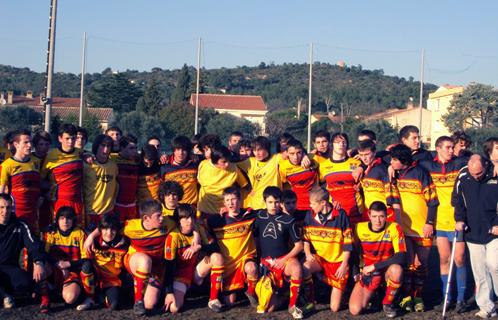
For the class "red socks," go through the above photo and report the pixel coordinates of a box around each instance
[133,268,150,302]
[289,279,301,308]
[209,266,224,301]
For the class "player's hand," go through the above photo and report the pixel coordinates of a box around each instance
[301,155,311,169]
[353,273,363,282]
[362,265,375,275]
[82,153,95,164]
[56,260,71,269]
[455,222,466,232]
[159,153,169,165]
[305,253,315,262]
[423,224,434,238]
[33,263,45,282]
[164,293,176,311]
[331,201,341,210]
[335,263,348,279]
[491,226,498,236]
[274,257,287,270]
[352,167,364,182]
[219,207,228,216]
[388,165,395,182]
[182,246,198,260]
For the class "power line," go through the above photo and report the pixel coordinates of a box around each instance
[88,34,196,47]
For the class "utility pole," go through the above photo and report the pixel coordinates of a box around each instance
[340,103,344,133]
[307,42,313,152]
[418,48,425,136]
[194,37,201,135]
[79,32,87,127]
[44,0,58,132]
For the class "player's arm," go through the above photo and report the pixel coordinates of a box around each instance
[303,240,314,262]
[372,224,406,272]
[421,169,439,237]
[0,163,10,193]
[451,173,467,231]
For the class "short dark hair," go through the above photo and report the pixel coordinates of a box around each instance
[357,139,376,153]
[263,186,282,201]
[358,129,376,141]
[147,135,161,144]
[199,134,221,150]
[277,133,294,152]
[314,130,330,142]
[286,138,304,151]
[139,200,162,218]
[105,126,122,136]
[172,135,192,152]
[191,134,202,147]
[33,131,52,147]
[390,144,413,165]
[159,180,184,202]
[252,136,272,154]
[55,206,76,225]
[119,134,138,149]
[0,193,13,204]
[281,189,297,202]
[483,137,498,158]
[92,134,114,155]
[229,131,243,139]
[451,131,472,147]
[3,131,15,146]
[236,139,252,150]
[210,144,232,165]
[76,126,88,141]
[141,144,159,162]
[331,132,349,149]
[173,204,196,225]
[222,185,242,200]
[369,201,387,214]
[399,125,419,141]
[435,136,453,148]
[99,213,121,231]
[58,123,77,137]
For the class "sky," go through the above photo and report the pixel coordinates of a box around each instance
[1,1,497,87]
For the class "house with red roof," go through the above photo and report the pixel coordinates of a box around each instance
[189,93,267,132]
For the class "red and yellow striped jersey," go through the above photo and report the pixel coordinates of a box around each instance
[361,158,399,209]
[91,235,129,280]
[111,154,139,205]
[161,157,199,205]
[354,221,406,267]
[123,218,172,259]
[279,159,318,210]
[137,163,161,204]
[43,227,87,261]
[303,209,353,264]
[41,148,83,203]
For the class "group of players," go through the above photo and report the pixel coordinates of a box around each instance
[0,122,497,319]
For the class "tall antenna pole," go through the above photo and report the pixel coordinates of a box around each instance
[194,37,201,135]
[79,32,87,127]
[418,48,425,136]
[307,42,313,152]
[44,0,58,132]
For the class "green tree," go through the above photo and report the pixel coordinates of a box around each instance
[443,83,498,132]
[0,105,43,134]
[112,111,166,146]
[136,78,165,114]
[171,64,192,102]
[464,127,498,154]
[86,73,142,113]
[265,109,308,144]
[205,113,259,142]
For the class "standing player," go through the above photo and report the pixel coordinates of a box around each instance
[349,201,406,318]
[112,135,140,222]
[83,135,118,230]
[137,145,162,204]
[0,130,41,233]
[158,180,183,217]
[318,133,364,225]
[253,186,303,319]
[398,125,433,162]
[32,131,52,230]
[302,187,352,313]
[104,126,122,154]
[312,130,331,162]
[279,138,318,215]
[419,136,469,312]
[41,124,84,225]
[390,144,439,312]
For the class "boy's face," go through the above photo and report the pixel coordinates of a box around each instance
[36,139,51,155]
[254,146,269,161]
[58,133,75,152]
[0,198,12,225]
[402,132,420,151]
[101,227,117,243]
[75,133,87,149]
[173,148,188,164]
[144,211,163,229]
[164,193,179,209]
[265,195,281,215]
[314,137,329,153]
[121,143,138,160]
[309,199,326,214]
[287,146,303,166]
[179,216,194,234]
[369,209,387,231]
[223,193,240,214]
[58,215,73,232]
[281,198,297,215]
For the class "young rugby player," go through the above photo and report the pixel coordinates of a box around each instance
[137,145,162,204]
[159,180,184,217]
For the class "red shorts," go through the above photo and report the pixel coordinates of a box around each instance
[359,272,384,292]
[114,203,138,222]
[52,200,84,226]
[260,257,286,289]
[314,255,348,291]
[124,253,164,287]
[52,268,81,289]
[223,257,254,292]
[95,268,121,289]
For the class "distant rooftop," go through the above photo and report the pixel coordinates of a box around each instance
[189,93,267,112]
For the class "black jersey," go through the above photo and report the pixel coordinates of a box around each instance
[253,210,301,259]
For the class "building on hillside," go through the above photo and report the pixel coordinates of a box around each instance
[189,93,267,133]
[426,84,464,148]
[363,102,432,146]
[0,91,113,130]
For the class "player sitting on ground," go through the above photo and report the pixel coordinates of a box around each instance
[349,201,406,318]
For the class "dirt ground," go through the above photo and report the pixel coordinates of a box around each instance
[0,248,487,319]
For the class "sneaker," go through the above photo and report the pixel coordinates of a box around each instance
[434,301,455,312]
[76,297,96,311]
[455,300,471,314]
[208,299,223,313]
[244,291,258,307]
[475,310,498,319]
[3,295,14,309]
[383,304,397,318]
[399,296,413,312]
[288,305,304,320]
[413,297,425,312]
[133,300,146,316]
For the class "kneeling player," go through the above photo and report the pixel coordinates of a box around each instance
[302,187,352,312]
[163,204,210,313]
[254,186,303,319]
[203,186,259,308]
[349,201,406,318]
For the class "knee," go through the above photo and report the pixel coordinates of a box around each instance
[349,303,362,316]
[210,253,224,266]
[287,259,302,277]
[63,290,79,304]
[170,302,180,313]
[439,254,450,267]
[389,264,403,280]
[244,261,257,276]
[454,254,465,267]
[486,257,498,273]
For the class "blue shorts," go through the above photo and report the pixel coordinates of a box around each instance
[436,230,464,242]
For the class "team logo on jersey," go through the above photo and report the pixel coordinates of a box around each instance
[263,222,277,239]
